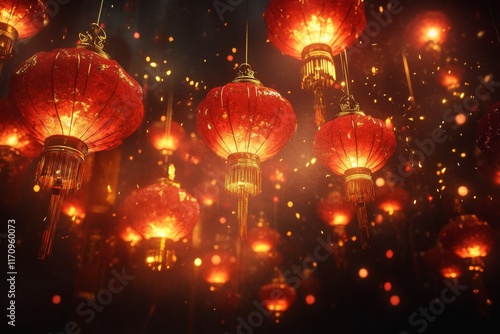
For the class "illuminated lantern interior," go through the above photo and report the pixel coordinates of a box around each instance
[200,250,236,285]
[247,225,280,254]
[438,214,495,261]
[197,64,296,240]
[264,0,366,126]
[259,278,296,318]
[0,0,48,61]
[376,186,409,216]
[317,191,355,240]
[423,246,464,279]
[313,96,396,249]
[147,119,185,154]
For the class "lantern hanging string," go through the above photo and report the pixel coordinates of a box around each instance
[340,49,351,97]
[486,0,500,45]
[96,0,105,25]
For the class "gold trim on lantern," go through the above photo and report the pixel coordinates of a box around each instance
[36,135,88,193]
[344,167,375,204]
[301,43,336,91]
[77,23,110,59]
[0,22,19,61]
[145,237,177,271]
[225,152,262,196]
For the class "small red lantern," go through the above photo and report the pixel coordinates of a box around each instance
[197,64,296,240]
[405,10,450,53]
[317,191,355,240]
[376,186,409,216]
[147,119,185,154]
[264,0,365,126]
[0,0,48,61]
[423,246,465,279]
[438,215,495,261]
[200,250,237,285]
[259,277,296,319]
[119,178,200,271]
[247,225,280,254]
[9,25,144,259]
[476,102,500,168]
[313,96,396,249]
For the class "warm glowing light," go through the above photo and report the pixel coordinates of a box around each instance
[457,186,468,197]
[386,249,394,259]
[390,295,400,306]
[455,114,467,125]
[120,226,142,247]
[358,268,368,279]
[379,200,402,215]
[194,258,202,267]
[375,177,385,187]
[305,294,316,305]
[52,295,61,305]
[384,282,392,292]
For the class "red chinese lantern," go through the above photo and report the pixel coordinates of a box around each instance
[405,10,450,53]
[317,191,355,238]
[200,250,237,285]
[147,119,185,154]
[247,225,280,254]
[423,246,465,279]
[313,96,396,249]
[376,185,409,216]
[0,0,48,61]
[438,215,495,262]
[259,277,296,319]
[476,102,500,168]
[197,64,296,240]
[264,0,366,126]
[119,178,200,271]
[9,26,144,259]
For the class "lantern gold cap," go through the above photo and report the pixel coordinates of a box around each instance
[77,23,110,59]
[336,95,366,117]
[0,22,19,61]
[232,63,262,85]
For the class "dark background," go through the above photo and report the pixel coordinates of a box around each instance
[1,0,500,333]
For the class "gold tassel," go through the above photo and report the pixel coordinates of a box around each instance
[356,198,370,250]
[38,180,65,260]
[313,86,326,128]
[146,237,177,271]
[226,153,262,241]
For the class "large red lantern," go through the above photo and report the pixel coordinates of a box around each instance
[197,64,296,240]
[119,178,200,271]
[264,0,366,126]
[0,0,48,61]
[313,96,396,249]
[9,26,144,259]
[476,102,500,168]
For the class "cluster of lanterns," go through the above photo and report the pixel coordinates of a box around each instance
[1,0,497,324]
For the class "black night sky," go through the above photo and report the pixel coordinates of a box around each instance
[2,0,500,333]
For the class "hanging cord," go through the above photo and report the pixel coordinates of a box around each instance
[486,0,500,45]
[341,49,351,97]
[245,0,249,64]
[96,0,105,25]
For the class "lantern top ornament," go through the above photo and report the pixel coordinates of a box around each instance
[78,23,109,59]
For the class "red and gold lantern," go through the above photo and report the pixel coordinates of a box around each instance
[197,64,296,240]
[264,0,365,126]
[9,26,144,259]
[0,0,48,61]
[313,96,396,249]
[259,277,296,319]
[119,178,200,271]
[147,119,185,155]
[317,191,355,240]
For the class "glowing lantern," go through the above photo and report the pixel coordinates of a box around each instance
[438,215,495,261]
[247,225,280,254]
[439,65,463,91]
[197,64,296,240]
[376,186,409,216]
[119,178,199,271]
[8,25,144,259]
[264,0,366,126]
[259,277,296,319]
[200,250,236,285]
[147,119,185,154]
[0,0,47,61]
[317,191,354,239]
[405,10,450,53]
[313,95,396,249]
[476,101,500,168]
[423,246,464,279]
